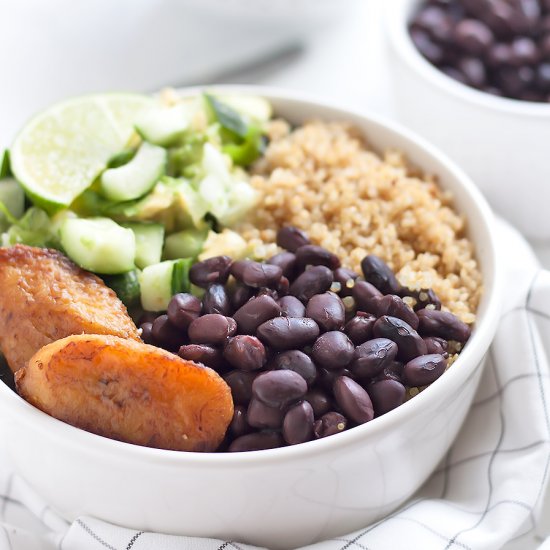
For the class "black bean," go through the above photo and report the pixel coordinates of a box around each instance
[317,367,354,392]
[333,267,359,297]
[511,36,539,65]
[202,284,231,316]
[345,313,377,345]
[495,65,535,96]
[167,293,202,330]
[271,350,317,386]
[267,252,297,280]
[486,42,513,67]
[223,370,256,405]
[305,389,332,418]
[283,401,315,445]
[441,66,468,84]
[178,344,225,370]
[151,315,183,350]
[369,379,406,416]
[351,338,398,380]
[313,412,348,439]
[256,287,279,301]
[311,331,355,369]
[373,316,427,362]
[333,376,374,424]
[361,255,402,295]
[230,284,254,311]
[305,292,345,332]
[403,354,447,386]
[223,335,266,371]
[278,295,306,318]
[140,322,155,345]
[410,27,446,64]
[414,5,453,42]
[230,259,253,280]
[247,398,284,429]
[252,369,307,409]
[352,280,383,313]
[239,261,283,288]
[233,295,281,335]
[289,265,334,303]
[537,62,550,91]
[374,294,419,329]
[406,288,442,311]
[458,57,487,87]
[189,256,232,288]
[423,336,449,355]
[228,431,284,452]
[454,19,494,54]
[276,226,310,252]
[230,406,251,438]
[295,244,341,270]
[378,360,405,383]
[276,276,290,297]
[188,314,237,345]
[417,309,472,342]
[257,317,320,350]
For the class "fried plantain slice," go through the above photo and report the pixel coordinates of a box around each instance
[16,334,233,452]
[0,245,140,373]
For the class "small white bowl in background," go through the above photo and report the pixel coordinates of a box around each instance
[384,0,550,243]
[0,86,501,549]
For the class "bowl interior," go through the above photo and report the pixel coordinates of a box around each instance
[0,86,502,466]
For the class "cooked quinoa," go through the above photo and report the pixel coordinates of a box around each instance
[237,120,482,324]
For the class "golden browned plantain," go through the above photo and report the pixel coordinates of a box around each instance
[16,334,233,452]
[0,245,140,373]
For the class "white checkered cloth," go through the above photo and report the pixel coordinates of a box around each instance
[0,219,549,550]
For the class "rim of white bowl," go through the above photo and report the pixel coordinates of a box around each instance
[0,85,503,467]
[385,0,550,117]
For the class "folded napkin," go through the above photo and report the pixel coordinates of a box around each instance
[1,219,549,550]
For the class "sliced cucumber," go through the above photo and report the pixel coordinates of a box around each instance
[103,270,141,307]
[100,142,166,202]
[163,228,207,260]
[214,94,272,124]
[60,217,136,274]
[123,222,164,269]
[139,258,192,311]
[135,103,191,147]
[0,178,25,219]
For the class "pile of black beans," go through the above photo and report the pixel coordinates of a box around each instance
[140,226,472,452]
[410,0,550,102]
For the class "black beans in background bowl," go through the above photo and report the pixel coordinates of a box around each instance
[409,0,550,102]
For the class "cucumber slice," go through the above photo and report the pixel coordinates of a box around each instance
[214,94,272,124]
[60,217,136,274]
[139,258,192,311]
[135,103,191,147]
[102,270,141,307]
[0,178,25,219]
[163,228,207,260]
[123,222,165,269]
[100,142,166,202]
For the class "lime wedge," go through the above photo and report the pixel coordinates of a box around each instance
[10,93,153,212]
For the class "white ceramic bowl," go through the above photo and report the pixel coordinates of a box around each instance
[0,86,501,549]
[385,0,550,242]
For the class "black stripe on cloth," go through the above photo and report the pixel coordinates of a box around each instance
[126,531,143,549]
[75,519,117,550]
[434,440,549,476]
[0,523,12,550]
[0,475,13,520]
[442,353,506,549]
[473,372,550,408]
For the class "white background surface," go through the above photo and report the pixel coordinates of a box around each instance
[1,0,549,547]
